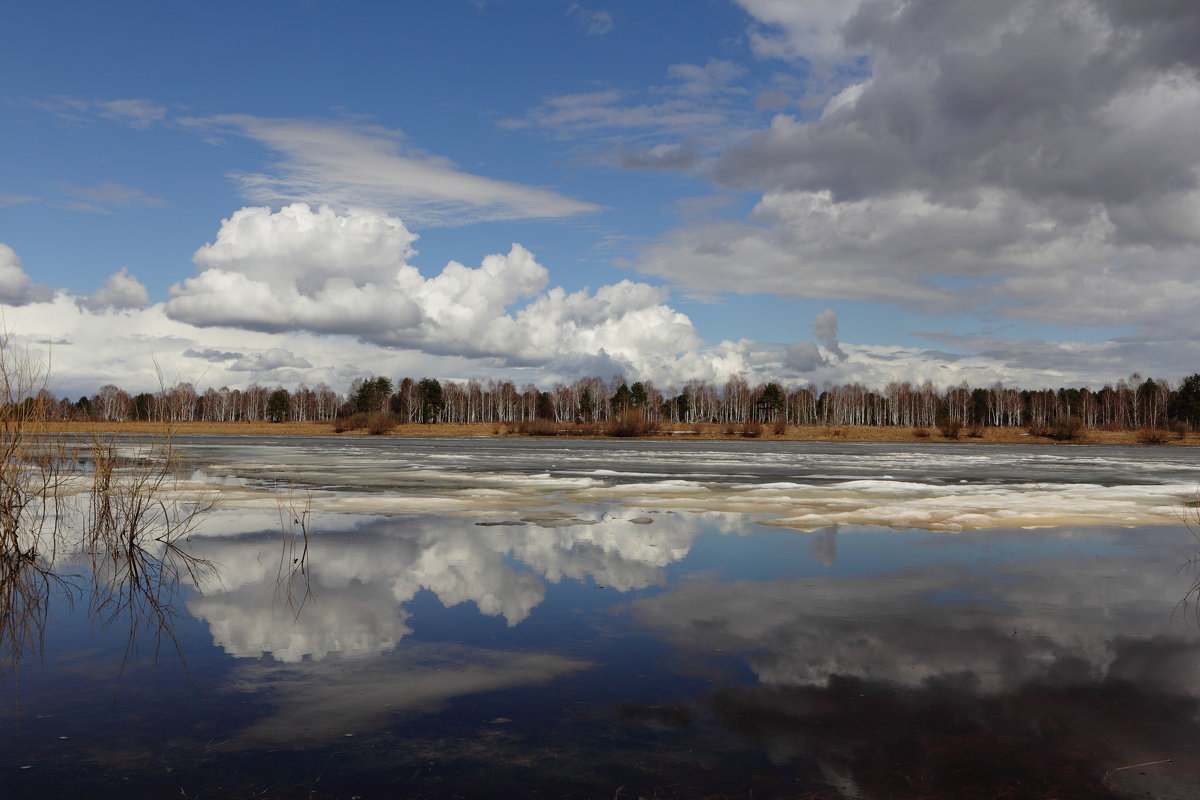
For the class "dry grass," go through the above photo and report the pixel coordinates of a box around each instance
[1137,427,1172,445]
[606,411,659,438]
[510,419,578,436]
[51,420,340,436]
[43,419,1197,445]
[936,417,963,440]
[739,421,763,438]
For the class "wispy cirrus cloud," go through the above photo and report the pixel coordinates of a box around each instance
[568,3,613,37]
[499,59,769,172]
[25,96,595,224]
[95,98,168,129]
[56,181,166,214]
[180,115,600,225]
[501,89,705,136]
[666,59,749,98]
[30,95,168,129]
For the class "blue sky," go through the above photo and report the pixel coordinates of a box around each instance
[3,0,1200,397]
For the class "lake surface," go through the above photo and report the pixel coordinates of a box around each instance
[4,437,1200,798]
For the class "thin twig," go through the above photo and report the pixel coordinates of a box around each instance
[1104,758,1173,787]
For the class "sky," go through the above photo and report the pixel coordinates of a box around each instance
[3,0,1200,398]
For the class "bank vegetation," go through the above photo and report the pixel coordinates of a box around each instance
[31,371,1200,444]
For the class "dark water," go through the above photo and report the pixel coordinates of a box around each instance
[4,438,1200,798]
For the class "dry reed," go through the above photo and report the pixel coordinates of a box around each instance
[0,338,216,677]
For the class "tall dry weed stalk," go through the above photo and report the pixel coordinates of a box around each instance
[0,337,67,677]
[1177,492,1200,625]
[274,486,313,619]
[84,433,217,667]
[0,337,216,677]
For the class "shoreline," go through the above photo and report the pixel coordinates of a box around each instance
[42,420,1198,446]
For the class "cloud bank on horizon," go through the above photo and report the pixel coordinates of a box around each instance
[2,0,1199,396]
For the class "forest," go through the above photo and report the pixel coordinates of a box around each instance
[29,372,1200,434]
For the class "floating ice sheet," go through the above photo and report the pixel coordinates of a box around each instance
[101,436,1200,533]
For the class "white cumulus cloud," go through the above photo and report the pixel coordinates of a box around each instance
[83,266,150,311]
[166,204,704,378]
[0,243,53,305]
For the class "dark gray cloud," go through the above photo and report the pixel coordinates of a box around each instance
[783,340,826,372]
[810,308,846,361]
[720,0,1200,226]
[782,309,846,372]
[183,347,245,361]
[637,0,1200,353]
[228,348,314,372]
[1093,0,1200,75]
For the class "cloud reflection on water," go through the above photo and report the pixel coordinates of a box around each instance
[623,525,1200,798]
[220,644,590,747]
[183,511,734,662]
[631,548,1200,691]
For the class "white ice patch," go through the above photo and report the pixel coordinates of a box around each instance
[761,482,1194,532]
[166,473,1199,533]
[101,440,1200,533]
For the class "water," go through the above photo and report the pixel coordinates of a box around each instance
[4,437,1200,798]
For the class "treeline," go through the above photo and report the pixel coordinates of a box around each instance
[28,372,1200,432]
[37,382,342,423]
[349,373,1200,432]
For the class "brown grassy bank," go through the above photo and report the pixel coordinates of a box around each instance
[43,420,1198,446]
